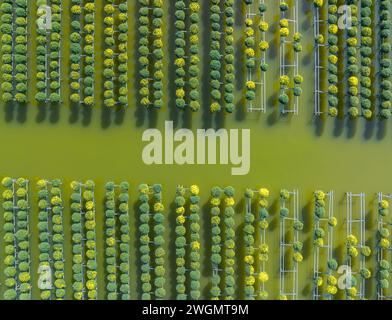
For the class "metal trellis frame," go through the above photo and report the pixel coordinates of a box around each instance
[346,192,366,300]
[376,192,392,300]
[313,190,334,300]
[246,0,267,113]
[313,4,326,116]
[280,0,299,115]
[279,189,299,299]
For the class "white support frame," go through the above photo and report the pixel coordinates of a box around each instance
[279,189,299,299]
[346,192,366,300]
[313,190,334,300]
[376,192,392,300]
[246,0,267,113]
[279,0,299,115]
[313,4,326,116]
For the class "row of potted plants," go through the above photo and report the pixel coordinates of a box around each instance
[82,1,95,106]
[70,181,84,299]
[152,184,166,299]
[35,0,61,103]
[69,0,82,104]
[244,2,269,108]
[37,179,65,299]
[243,189,256,299]
[138,183,166,300]
[2,178,32,299]
[346,2,361,119]
[0,0,28,103]
[326,0,339,117]
[243,188,270,300]
[104,182,118,300]
[188,1,201,112]
[174,1,200,111]
[210,186,222,298]
[103,1,116,108]
[223,187,236,299]
[359,0,373,119]
[152,1,164,109]
[377,199,390,294]
[209,0,222,112]
[83,180,97,299]
[175,186,187,299]
[70,180,97,300]
[223,0,235,113]
[378,0,392,119]
[138,0,151,108]
[174,0,188,110]
[345,233,371,299]
[188,185,201,299]
[104,181,130,300]
[118,182,131,299]
[2,178,31,299]
[102,1,128,107]
[278,2,303,109]
[174,185,202,299]
[117,1,129,107]
[138,183,152,299]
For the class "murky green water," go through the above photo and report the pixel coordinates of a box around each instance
[0,0,391,300]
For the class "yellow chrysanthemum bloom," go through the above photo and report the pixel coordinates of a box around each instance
[86,201,94,210]
[245,18,253,27]
[244,255,254,265]
[245,276,255,286]
[348,76,359,87]
[225,197,235,207]
[347,234,358,246]
[191,241,200,250]
[245,27,254,37]
[86,280,96,291]
[259,21,269,32]
[327,285,337,295]
[329,24,338,34]
[258,272,269,283]
[380,200,389,209]
[315,190,325,200]
[246,81,256,90]
[37,179,47,188]
[280,75,290,86]
[259,41,269,51]
[315,276,323,287]
[259,188,270,198]
[279,19,289,28]
[190,185,199,195]
[245,47,255,57]
[154,202,164,213]
[280,27,289,37]
[259,199,268,208]
[189,3,200,12]
[328,55,338,64]
[176,206,185,215]
[176,88,185,99]
[177,215,185,224]
[211,197,221,206]
[328,217,338,227]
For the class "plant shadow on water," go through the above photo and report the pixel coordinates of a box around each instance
[49,104,60,124]
[4,102,28,124]
[377,119,387,140]
[201,199,212,298]
[346,117,357,139]
[100,106,126,130]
